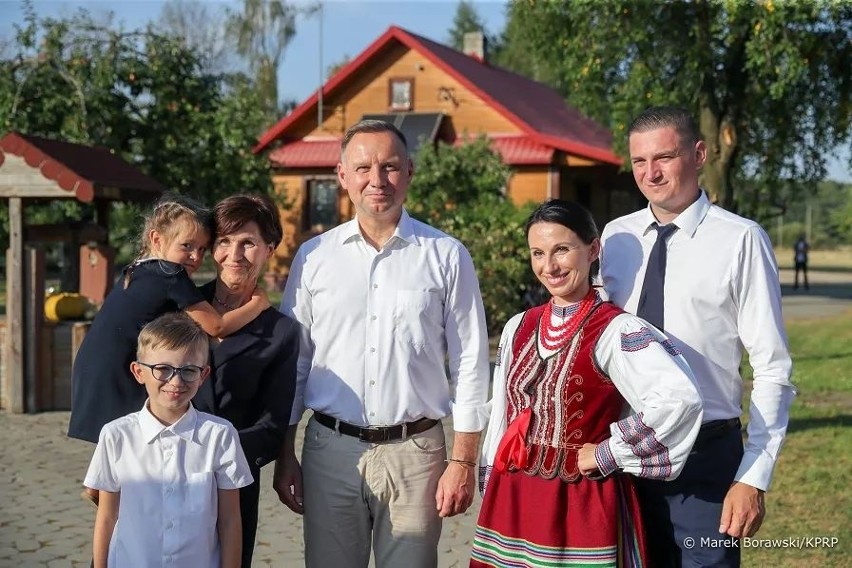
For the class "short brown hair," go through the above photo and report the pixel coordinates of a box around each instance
[214,194,283,248]
[341,119,408,160]
[137,312,210,362]
[628,106,701,146]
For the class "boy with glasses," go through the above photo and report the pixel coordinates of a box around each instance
[84,312,253,568]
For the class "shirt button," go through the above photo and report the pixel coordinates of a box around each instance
[167,521,174,529]
[369,380,376,386]
[371,315,377,320]
[369,411,375,417]
[370,347,376,353]
[373,284,378,289]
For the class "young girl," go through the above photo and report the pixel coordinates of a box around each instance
[68,194,268,501]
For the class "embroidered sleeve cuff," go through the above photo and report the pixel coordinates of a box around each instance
[595,439,619,477]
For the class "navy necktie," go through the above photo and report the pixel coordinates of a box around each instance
[637,223,678,331]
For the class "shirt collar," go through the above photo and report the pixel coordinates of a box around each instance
[640,190,710,238]
[139,401,200,445]
[338,208,419,247]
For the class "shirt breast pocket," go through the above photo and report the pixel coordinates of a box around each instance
[187,471,216,515]
[393,290,441,348]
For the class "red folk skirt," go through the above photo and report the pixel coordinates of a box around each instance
[470,467,647,567]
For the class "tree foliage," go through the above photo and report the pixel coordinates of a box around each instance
[500,0,852,219]
[766,180,852,247]
[157,0,234,75]
[0,3,272,260]
[228,0,299,121]
[408,137,535,335]
[448,0,488,50]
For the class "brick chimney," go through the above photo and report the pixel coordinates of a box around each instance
[462,31,487,63]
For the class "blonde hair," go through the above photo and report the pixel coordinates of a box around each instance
[137,312,210,362]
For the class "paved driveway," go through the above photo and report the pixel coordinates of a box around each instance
[1,267,849,567]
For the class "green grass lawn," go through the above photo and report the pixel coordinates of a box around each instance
[741,310,852,567]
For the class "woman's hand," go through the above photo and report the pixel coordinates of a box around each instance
[577,443,601,477]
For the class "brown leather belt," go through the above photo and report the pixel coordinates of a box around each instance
[314,412,439,443]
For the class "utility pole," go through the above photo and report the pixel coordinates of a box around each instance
[317,2,323,130]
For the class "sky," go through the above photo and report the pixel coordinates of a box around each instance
[1,0,849,182]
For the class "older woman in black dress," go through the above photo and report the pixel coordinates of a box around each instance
[193,194,299,568]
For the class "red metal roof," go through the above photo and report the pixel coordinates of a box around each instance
[485,134,555,165]
[270,133,556,169]
[255,26,621,166]
[0,132,166,202]
[269,138,341,168]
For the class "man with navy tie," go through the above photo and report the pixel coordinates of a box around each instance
[600,106,795,567]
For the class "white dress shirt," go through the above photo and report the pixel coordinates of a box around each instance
[600,191,795,490]
[84,403,254,568]
[281,209,490,432]
[480,305,703,490]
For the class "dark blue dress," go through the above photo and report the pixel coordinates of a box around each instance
[67,259,205,443]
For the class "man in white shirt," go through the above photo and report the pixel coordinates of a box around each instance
[273,119,490,567]
[600,106,795,567]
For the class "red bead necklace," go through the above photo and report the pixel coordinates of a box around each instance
[538,288,597,352]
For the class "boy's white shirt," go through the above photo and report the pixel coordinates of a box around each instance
[85,402,253,568]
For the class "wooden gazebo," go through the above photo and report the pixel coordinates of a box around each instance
[0,132,165,413]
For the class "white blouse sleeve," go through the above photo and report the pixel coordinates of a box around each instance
[478,312,523,495]
[593,313,703,481]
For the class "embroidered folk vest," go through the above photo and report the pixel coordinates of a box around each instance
[505,300,624,482]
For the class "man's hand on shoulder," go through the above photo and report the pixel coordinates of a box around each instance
[719,481,765,538]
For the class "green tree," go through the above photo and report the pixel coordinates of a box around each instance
[500,0,852,218]
[448,0,487,51]
[157,0,234,75]
[0,5,272,261]
[408,137,535,335]
[227,0,298,120]
[830,185,852,243]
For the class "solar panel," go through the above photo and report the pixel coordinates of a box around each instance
[399,113,443,155]
[360,112,444,157]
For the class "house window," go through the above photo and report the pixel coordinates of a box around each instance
[389,78,414,111]
[304,178,339,232]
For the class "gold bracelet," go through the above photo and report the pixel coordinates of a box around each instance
[445,458,477,468]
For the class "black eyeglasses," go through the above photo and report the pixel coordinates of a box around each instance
[136,362,205,383]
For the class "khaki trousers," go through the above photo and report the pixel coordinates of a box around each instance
[301,415,447,568]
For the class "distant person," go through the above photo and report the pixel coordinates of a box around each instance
[471,199,703,567]
[192,194,299,568]
[600,106,795,567]
[794,234,810,290]
[273,119,490,568]
[85,312,253,568]
[68,194,268,505]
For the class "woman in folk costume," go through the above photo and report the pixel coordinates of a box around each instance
[470,200,703,568]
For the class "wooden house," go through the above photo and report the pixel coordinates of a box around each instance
[254,27,641,277]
